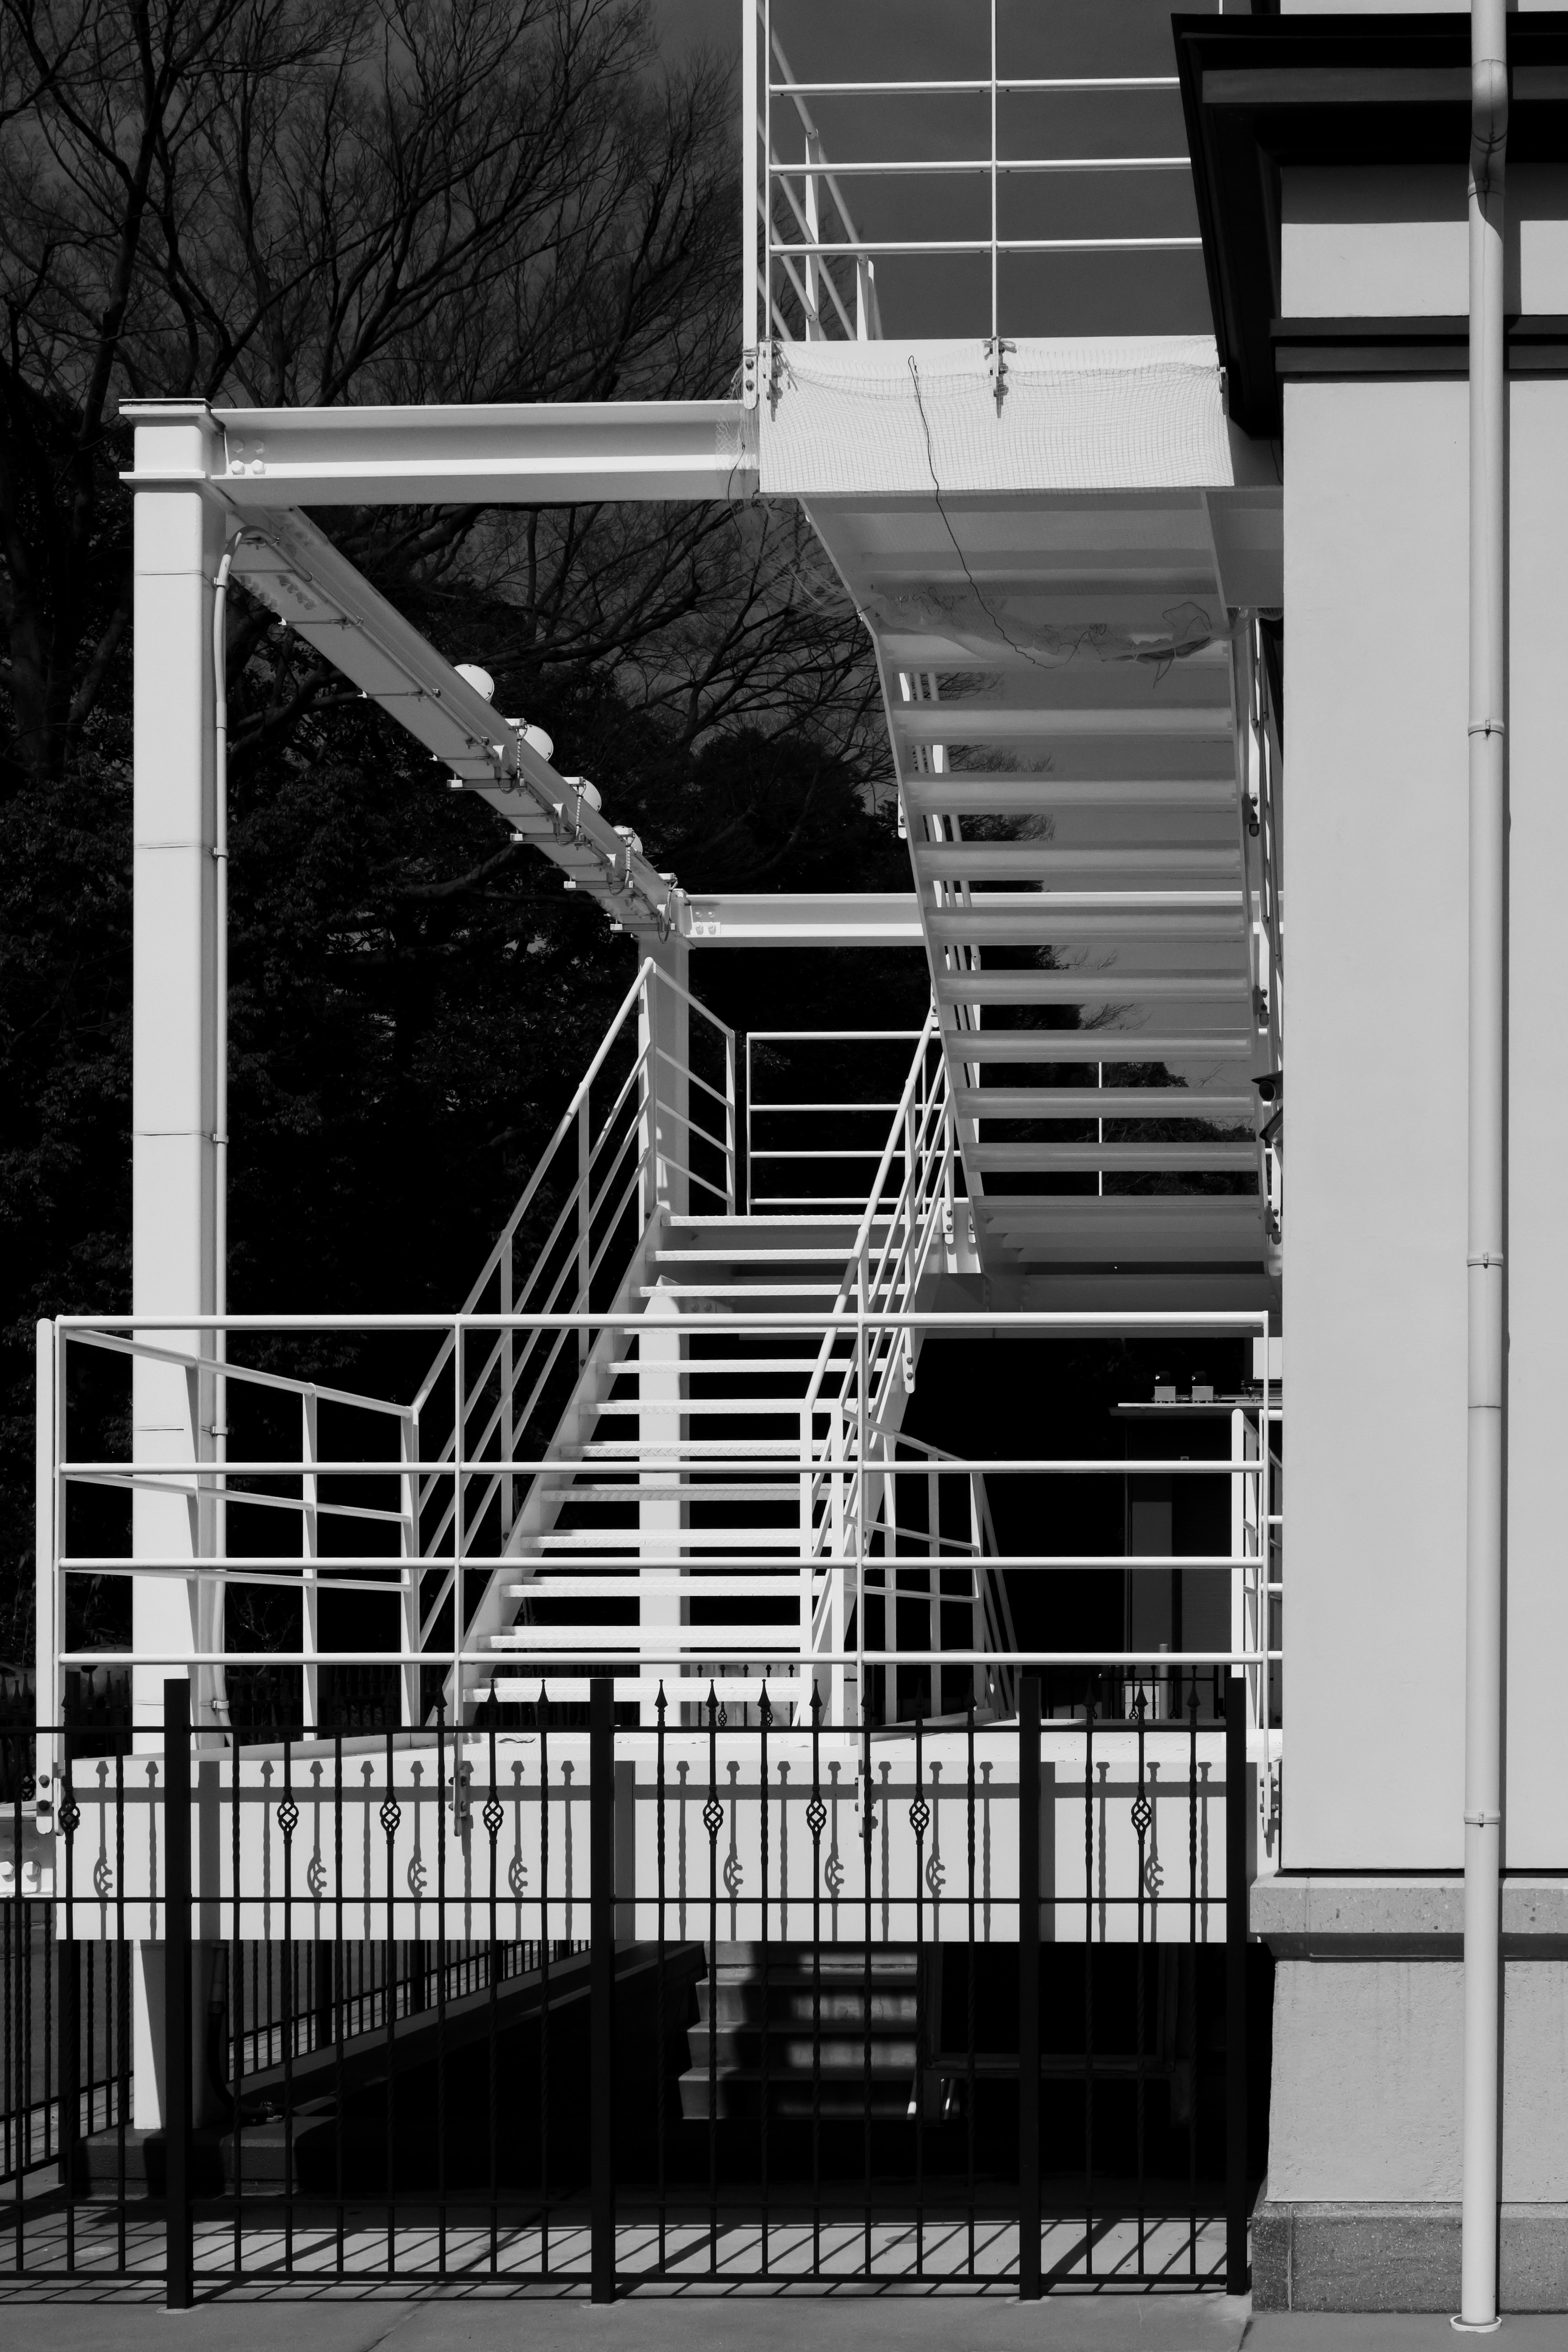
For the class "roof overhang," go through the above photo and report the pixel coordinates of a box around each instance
[1175,9,1568,438]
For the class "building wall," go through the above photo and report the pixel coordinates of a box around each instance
[1500,377,1568,1870]
[1282,372,1470,1871]
[1281,179,1568,1875]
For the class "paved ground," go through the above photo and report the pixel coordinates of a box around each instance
[0,2297,1561,2351]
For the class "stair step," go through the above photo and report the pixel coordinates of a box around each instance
[601,1373,820,1391]
[637,1284,846,1298]
[526,1524,804,1543]
[594,1399,816,1418]
[537,1482,803,1501]
[686,2029,919,2073]
[677,2074,917,2121]
[903,776,1239,814]
[969,1141,1254,1173]
[665,1217,883,1235]
[506,1578,807,1603]
[698,1988,919,2027]
[912,845,1244,880]
[708,1944,920,1979]
[585,1430,818,1449]
[653,1250,858,1267]
[944,1032,1256,1064]
[957,1088,1255,1118]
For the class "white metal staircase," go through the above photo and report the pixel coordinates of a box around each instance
[800,469,1285,1282]
[412,963,1015,1729]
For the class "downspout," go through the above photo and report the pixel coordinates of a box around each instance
[1459,0,1507,2329]
[206,535,241,1738]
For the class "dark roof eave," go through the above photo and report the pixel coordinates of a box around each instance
[1173,11,1568,436]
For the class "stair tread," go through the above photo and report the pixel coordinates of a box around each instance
[653,1250,857,1266]
[539,1482,803,1499]
[637,1284,846,1297]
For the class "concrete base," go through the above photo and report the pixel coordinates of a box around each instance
[1252,1884,1568,2310]
[1252,2197,1568,2312]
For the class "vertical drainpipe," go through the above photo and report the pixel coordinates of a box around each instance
[1460,0,1507,2330]
[206,537,240,1743]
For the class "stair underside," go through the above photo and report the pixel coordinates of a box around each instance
[800,489,1276,1282]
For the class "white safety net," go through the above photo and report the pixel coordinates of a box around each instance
[755,336,1234,498]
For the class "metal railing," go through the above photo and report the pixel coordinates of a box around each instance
[2,1680,1256,2294]
[36,997,1279,1771]
[411,959,735,1714]
[744,0,1203,349]
[38,1303,1278,1746]
[744,1028,923,1212]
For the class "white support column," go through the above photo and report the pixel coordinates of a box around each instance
[639,934,691,1221]
[131,403,224,2128]
[639,1275,684,1726]
[132,403,224,1739]
[637,934,696,1722]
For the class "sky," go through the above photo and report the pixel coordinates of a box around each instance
[650,0,1211,341]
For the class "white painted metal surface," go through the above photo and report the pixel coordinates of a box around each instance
[746,4,1198,349]
[1459,0,1508,2323]
[123,398,754,508]
[55,1724,1235,1946]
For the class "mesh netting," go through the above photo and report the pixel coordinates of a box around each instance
[756,336,1232,497]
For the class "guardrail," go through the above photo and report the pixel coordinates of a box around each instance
[744,0,1201,348]
[2,1681,1255,2296]
[744,1027,923,1212]
[36,1303,1279,1762]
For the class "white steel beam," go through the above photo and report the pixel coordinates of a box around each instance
[683,892,923,945]
[122,397,755,508]
[227,506,681,937]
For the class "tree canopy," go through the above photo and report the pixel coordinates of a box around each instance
[0,0,915,1657]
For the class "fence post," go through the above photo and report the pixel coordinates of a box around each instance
[163,1677,193,2310]
[56,1853,79,2220]
[590,1676,615,2302]
[1018,1674,1041,2299]
[1226,1677,1250,2293]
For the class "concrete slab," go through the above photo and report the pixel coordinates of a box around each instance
[0,2290,1566,2352]
[0,2294,1254,2352]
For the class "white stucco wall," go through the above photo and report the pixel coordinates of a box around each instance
[1280,165,1568,318]
[1501,377,1568,1870]
[1282,375,1469,1871]
[1281,139,1568,1868]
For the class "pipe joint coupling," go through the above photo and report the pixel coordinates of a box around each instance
[1471,55,1508,182]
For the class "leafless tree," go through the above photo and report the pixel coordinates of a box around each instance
[0,0,879,788]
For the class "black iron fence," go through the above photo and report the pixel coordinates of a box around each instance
[2,1677,1260,2298]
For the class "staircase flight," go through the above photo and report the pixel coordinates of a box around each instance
[413,964,1016,1730]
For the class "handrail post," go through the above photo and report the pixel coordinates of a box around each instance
[855,1301,867,1726]
[501,1226,514,1539]
[726,1025,737,1215]
[1018,1675,1041,2298]
[590,1677,616,2301]
[163,1677,193,2310]
[743,0,759,360]
[577,1097,591,1370]
[35,1319,60,1817]
[452,1320,466,1730]
[302,1387,319,1731]
[1225,1678,1250,2294]
[400,1408,420,1729]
